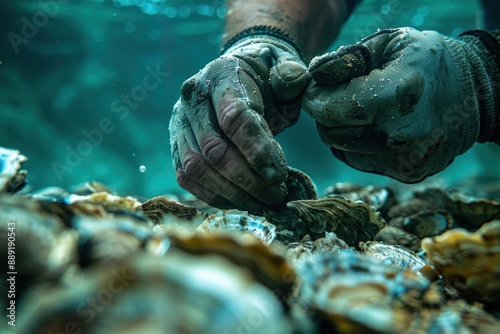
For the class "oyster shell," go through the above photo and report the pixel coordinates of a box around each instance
[18,252,292,334]
[402,209,453,238]
[415,188,500,228]
[196,209,276,245]
[375,225,422,251]
[287,196,385,248]
[360,241,439,281]
[0,147,27,193]
[286,232,349,263]
[294,250,430,333]
[141,195,206,224]
[0,196,78,289]
[324,183,396,215]
[169,233,296,298]
[421,220,500,306]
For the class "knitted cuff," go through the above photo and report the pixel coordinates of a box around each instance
[459,29,500,144]
[220,25,305,62]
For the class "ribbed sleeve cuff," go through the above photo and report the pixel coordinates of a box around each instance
[459,30,500,144]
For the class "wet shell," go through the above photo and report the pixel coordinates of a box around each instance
[283,166,319,202]
[18,252,292,334]
[196,209,276,245]
[72,214,157,266]
[375,225,422,251]
[141,195,206,224]
[287,196,385,248]
[415,188,500,228]
[286,232,349,263]
[65,191,142,213]
[295,250,430,333]
[0,147,27,193]
[324,183,396,215]
[421,220,500,306]
[403,209,453,238]
[387,198,440,220]
[360,241,439,281]
[170,233,296,298]
[0,196,78,288]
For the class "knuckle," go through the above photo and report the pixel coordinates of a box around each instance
[202,136,228,167]
[181,152,204,179]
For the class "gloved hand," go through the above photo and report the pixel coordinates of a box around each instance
[303,27,499,182]
[169,30,310,210]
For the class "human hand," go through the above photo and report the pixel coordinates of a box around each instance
[169,33,310,210]
[303,27,498,182]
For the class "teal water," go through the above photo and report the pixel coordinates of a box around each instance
[0,0,497,199]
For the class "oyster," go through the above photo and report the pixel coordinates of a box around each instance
[0,196,78,290]
[0,147,27,193]
[360,241,439,281]
[324,183,396,215]
[73,214,157,266]
[195,209,276,245]
[375,225,422,251]
[287,196,385,248]
[294,250,430,333]
[402,209,453,238]
[286,232,349,263]
[141,195,206,224]
[421,220,500,306]
[169,233,296,298]
[18,252,292,334]
[415,188,500,228]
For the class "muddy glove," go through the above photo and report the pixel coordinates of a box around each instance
[303,27,500,182]
[169,26,310,210]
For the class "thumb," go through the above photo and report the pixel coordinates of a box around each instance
[308,28,403,86]
[270,54,310,102]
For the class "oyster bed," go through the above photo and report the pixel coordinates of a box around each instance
[1,146,500,334]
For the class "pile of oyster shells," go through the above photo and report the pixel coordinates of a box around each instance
[1,146,499,334]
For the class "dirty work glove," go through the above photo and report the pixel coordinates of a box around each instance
[303,27,500,182]
[169,26,310,210]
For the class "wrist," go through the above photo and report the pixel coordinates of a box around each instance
[221,25,305,61]
[223,0,355,61]
[458,30,500,144]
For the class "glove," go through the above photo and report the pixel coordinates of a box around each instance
[303,27,500,182]
[169,26,310,210]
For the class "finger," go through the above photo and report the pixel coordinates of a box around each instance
[270,51,310,101]
[208,57,288,185]
[175,169,244,210]
[304,67,401,127]
[176,142,266,211]
[183,97,287,205]
[309,28,405,86]
[316,123,389,154]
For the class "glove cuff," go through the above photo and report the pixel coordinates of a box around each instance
[220,25,305,61]
[459,29,500,144]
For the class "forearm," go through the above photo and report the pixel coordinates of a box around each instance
[223,0,357,60]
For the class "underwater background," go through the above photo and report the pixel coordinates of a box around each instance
[1,0,498,199]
